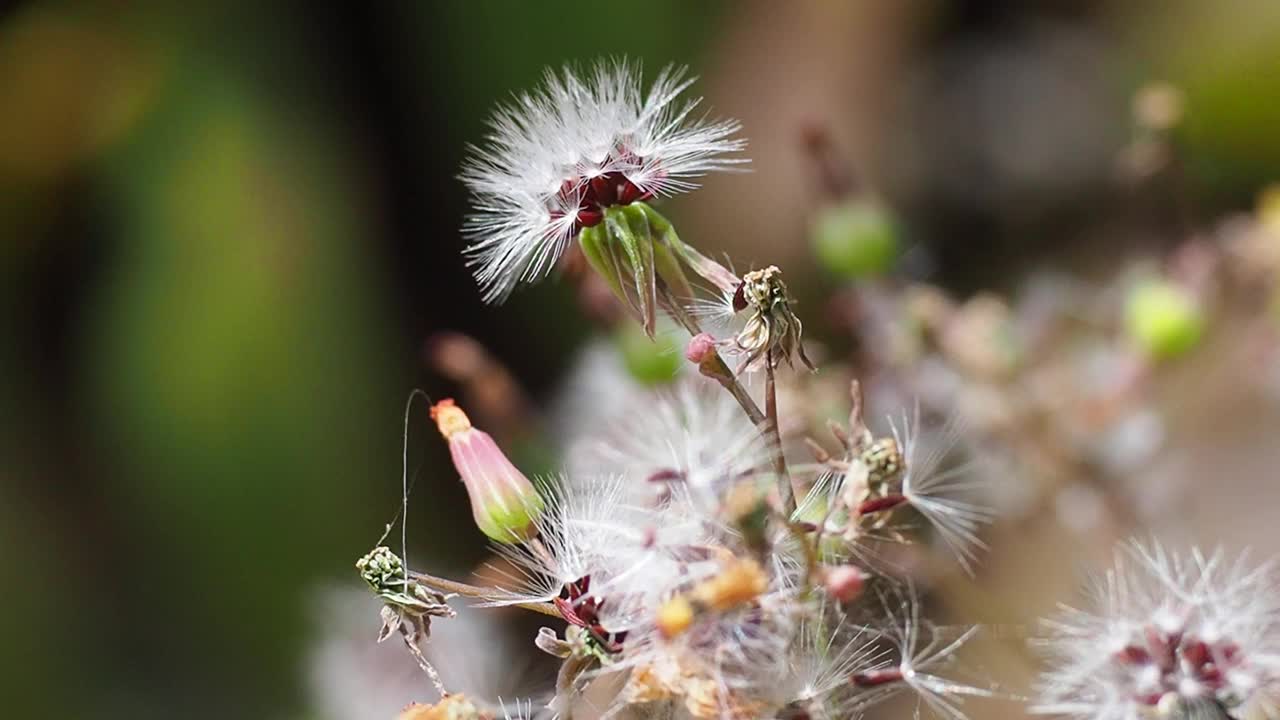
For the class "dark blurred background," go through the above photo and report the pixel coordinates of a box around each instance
[3,1,1280,718]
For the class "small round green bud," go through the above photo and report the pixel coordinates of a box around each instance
[811,201,900,279]
[1125,279,1205,360]
[615,321,681,385]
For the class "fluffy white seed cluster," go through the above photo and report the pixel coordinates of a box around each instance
[477,382,990,719]
[460,60,745,303]
[1034,541,1280,720]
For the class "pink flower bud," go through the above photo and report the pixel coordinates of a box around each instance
[685,332,718,364]
[823,564,867,603]
[431,399,543,543]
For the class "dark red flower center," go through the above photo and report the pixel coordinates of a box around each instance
[1114,624,1243,705]
[548,148,656,235]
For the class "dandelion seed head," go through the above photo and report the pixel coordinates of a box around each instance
[461,60,746,302]
[1033,541,1280,719]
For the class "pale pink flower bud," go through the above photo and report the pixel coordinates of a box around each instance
[823,564,867,603]
[431,399,543,543]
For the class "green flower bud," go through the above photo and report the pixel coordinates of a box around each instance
[811,201,899,279]
[1125,279,1205,360]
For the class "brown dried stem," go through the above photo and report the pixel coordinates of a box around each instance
[764,347,798,515]
[409,570,563,619]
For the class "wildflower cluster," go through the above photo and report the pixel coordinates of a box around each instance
[342,60,1277,720]
[351,60,1001,720]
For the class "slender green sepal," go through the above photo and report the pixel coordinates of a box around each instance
[606,207,658,336]
[578,224,628,300]
[637,201,739,295]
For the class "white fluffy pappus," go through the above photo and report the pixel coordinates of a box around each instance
[1033,540,1280,720]
[481,474,718,636]
[569,378,774,514]
[853,583,995,720]
[461,59,746,303]
[776,600,891,719]
[607,581,804,718]
[791,408,994,576]
[892,409,994,576]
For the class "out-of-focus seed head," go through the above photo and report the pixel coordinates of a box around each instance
[1034,541,1280,720]
[614,320,681,386]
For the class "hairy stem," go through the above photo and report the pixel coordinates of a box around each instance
[409,570,563,619]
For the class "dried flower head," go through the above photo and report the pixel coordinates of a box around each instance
[356,546,457,695]
[730,265,815,372]
[1034,541,1280,720]
[461,60,745,305]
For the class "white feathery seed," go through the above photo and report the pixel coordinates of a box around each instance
[781,601,890,718]
[481,475,644,608]
[863,583,994,720]
[461,60,746,302]
[893,409,994,576]
[482,474,717,635]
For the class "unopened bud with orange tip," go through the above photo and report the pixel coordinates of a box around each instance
[431,399,543,544]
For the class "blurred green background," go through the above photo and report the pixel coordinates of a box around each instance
[2,1,1279,718]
